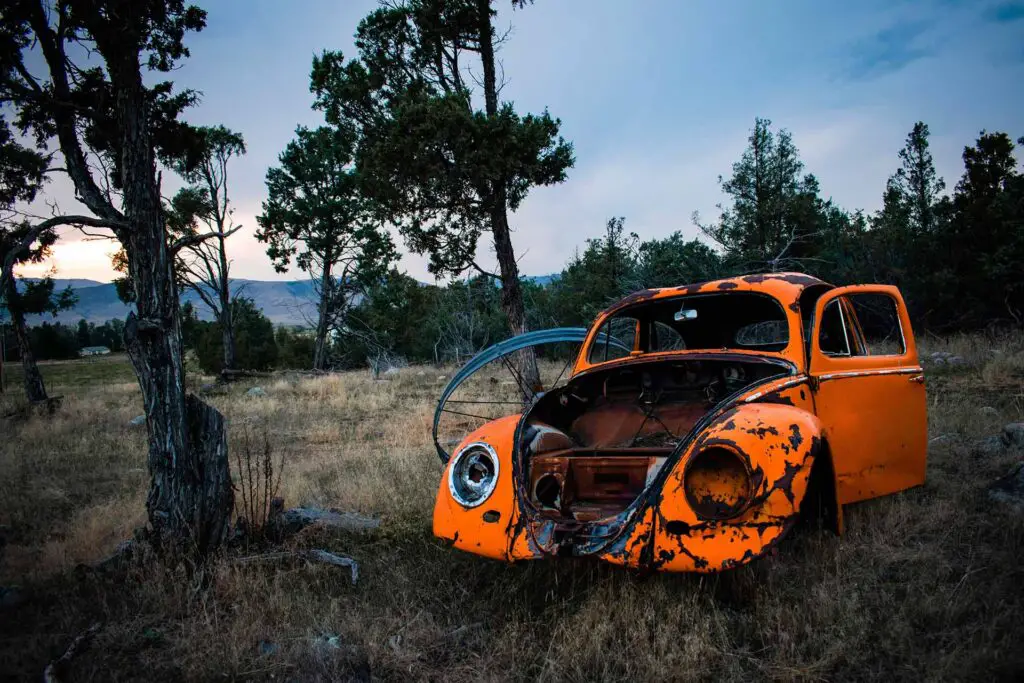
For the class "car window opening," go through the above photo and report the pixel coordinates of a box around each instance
[588,292,790,365]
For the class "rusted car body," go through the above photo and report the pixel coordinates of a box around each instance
[432,273,927,572]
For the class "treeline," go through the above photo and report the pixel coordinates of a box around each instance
[9,120,1021,373]
[343,120,1024,365]
[1,318,125,361]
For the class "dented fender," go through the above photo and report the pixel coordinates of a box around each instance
[640,403,824,572]
[432,416,522,560]
[434,396,827,572]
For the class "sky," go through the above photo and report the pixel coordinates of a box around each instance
[17,0,1024,284]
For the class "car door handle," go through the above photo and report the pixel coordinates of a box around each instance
[908,374,925,384]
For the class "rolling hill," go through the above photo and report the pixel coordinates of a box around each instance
[12,278,320,327]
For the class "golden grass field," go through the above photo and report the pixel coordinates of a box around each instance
[1,336,1023,682]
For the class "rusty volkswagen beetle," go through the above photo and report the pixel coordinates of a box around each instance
[431,273,927,572]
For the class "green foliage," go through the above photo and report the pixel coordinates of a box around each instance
[636,232,723,289]
[193,298,278,374]
[25,322,79,360]
[0,318,125,361]
[310,0,573,316]
[697,118,831,272]
[257,124,396,369]
[274,326,316,369]
[258,125,392,281]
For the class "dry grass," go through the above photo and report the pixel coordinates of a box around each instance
[1,337,1023,682]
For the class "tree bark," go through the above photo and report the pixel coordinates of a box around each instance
[3,277,47,403]
[476,0,541,392]
[22,2,234,560]
[218,236,236,373]
[312,261,333,371]
[113,58,233,559]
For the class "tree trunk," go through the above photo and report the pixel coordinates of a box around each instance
[476,0,541,392]
[217,234,236,372]
[3,277,47,403]
[312,262,333,371]
[115,65,233,560]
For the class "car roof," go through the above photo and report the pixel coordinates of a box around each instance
[601,272,831,316]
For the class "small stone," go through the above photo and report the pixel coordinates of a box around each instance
[416,370,426,377]
[947,355,965,366]
[1001,423,1024,449]
[311,633,342,651]
[258,640,280,656]
[129,415,146,426]
[932,357,946,366]
[382,367,400,378]
[979,407,1000,418]
[246,387,266,398]
[988,462,1024,511]
[975,435,1006,457]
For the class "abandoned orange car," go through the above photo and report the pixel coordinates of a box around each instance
[432,273,927,572]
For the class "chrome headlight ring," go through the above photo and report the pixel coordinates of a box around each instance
[448,441,500,508]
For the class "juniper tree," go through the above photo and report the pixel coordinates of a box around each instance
[0,0,234,559]
[310,0,574,387]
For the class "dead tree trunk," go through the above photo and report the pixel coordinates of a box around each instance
[3,277,47,403]
[477,0,541,391]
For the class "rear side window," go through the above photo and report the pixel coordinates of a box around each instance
[818,293,905,357]
[846,293,906,356]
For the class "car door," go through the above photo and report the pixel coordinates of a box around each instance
[809,285,927,504]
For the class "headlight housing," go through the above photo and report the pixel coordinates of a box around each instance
[448,442,500,508]
[684,445,753,520]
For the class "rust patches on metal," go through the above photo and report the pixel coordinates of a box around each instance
[432,274,928,574]
[741,272,825,287]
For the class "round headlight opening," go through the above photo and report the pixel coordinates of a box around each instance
[684,446,752,520]
[449,442,499,508]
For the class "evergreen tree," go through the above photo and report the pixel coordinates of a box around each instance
[257,125,396,370]
[311,0,574,387]
[697,118,824,272]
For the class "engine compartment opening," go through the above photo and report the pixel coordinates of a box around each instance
[519,357,788,522]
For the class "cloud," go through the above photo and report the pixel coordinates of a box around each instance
[15,238,121,282]
[845,20,935,80]
[986,2,1024,23]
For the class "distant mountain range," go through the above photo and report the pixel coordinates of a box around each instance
[8,274,559,327]
[10,278,320,326]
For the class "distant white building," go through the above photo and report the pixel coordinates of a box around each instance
[79,346,111,357]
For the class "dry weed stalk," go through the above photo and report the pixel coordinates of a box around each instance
[234,425,285,544]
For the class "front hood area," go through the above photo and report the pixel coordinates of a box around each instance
[510,357,807,559]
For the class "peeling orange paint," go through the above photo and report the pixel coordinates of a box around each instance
[432,274,927,572]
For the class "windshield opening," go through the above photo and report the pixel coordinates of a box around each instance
[587,292,790,364]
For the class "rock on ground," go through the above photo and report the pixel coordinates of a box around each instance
[989,462,1024,511]
[1002,423,1024,449]
[274,506,381,535]
[246,387,267,398]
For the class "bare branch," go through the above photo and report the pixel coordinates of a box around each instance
[170,225,242,254]
[2,214,128,294]
[469,260,499,280]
